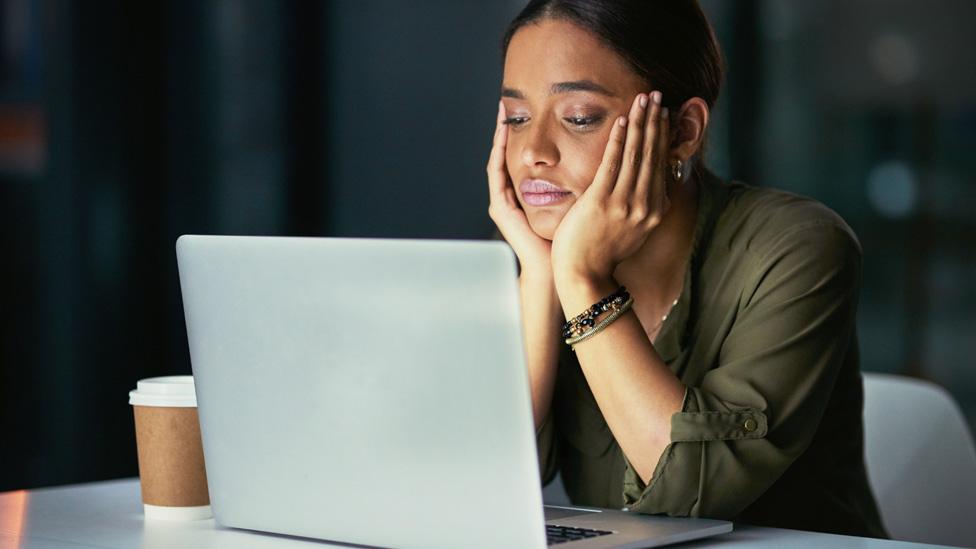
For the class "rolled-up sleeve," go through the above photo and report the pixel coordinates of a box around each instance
[623,221,862,518]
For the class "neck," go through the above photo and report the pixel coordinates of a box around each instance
[613,175,700,308]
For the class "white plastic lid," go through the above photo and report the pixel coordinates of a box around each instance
[129,376,198,407]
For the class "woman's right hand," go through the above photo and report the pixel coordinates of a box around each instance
[487,100,554,276]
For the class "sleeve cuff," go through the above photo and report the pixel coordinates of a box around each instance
[621,386,696,512]
[621,385,768,514]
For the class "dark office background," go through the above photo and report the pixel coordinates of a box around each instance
[1,0,974,492]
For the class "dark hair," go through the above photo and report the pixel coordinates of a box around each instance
[502,0,724,174]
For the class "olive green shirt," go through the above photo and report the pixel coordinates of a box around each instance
[537,171,889,538]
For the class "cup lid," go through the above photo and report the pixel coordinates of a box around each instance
[129,376,198,407]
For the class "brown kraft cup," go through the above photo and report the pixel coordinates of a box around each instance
[129,376,212,520]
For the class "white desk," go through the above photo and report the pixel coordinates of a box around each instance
[0,478,955,548]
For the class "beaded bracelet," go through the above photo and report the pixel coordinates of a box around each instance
[560,286,630,340]
[565,297,635,350]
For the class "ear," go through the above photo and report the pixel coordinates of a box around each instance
[668,97,710,163]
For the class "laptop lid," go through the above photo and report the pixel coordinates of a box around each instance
[177,235,547,548]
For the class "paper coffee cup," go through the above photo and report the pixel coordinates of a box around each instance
[129,376,211,521]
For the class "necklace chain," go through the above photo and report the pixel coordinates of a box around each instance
[648,297,680,337]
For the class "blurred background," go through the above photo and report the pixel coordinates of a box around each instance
[1,0,973,492]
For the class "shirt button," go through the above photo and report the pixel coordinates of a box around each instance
[744,418,758,432]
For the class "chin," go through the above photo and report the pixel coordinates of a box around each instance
[526,211,563,241]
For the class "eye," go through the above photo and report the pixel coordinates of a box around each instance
[503,116,529,127]
[563,115,604,130]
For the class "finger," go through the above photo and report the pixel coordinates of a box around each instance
[487,101,514,207]
[610,93,649,199]
[589,114,628,194]
[651,106,671,215]
[634,92,664,208]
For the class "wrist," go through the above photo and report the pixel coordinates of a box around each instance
[519,269,562,314]
[555,275,619,321]
[553,266,613,296]
[551,258,614,290]
[519,267,555,287]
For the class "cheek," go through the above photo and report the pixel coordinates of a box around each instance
[505,145,518,180]
[563,131,611,190]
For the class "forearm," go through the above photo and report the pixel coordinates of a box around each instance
[556,275,686,484]
[519,272,564,431]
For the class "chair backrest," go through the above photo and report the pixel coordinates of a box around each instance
[862,372,976,547]
[542,473,571,506]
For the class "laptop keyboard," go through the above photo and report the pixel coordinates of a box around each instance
[546,524,613,545]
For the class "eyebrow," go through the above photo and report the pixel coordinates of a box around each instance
[501,80,615,99]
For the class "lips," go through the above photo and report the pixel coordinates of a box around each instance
[520,179,572,207]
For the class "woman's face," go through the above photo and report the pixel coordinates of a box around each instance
[502,19,649,240]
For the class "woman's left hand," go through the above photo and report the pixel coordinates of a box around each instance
[550,91,672,287]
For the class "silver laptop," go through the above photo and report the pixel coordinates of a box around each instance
[176,235,732,548]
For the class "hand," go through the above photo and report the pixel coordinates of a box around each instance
[487,100,555,277]
[550,91,672,286]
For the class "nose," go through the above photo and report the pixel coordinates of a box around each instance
[520,120,560,168]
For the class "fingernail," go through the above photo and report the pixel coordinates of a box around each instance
[653,91,662,104]
[662,107,669,119]
[617,116,627,127]
[638,94,648,108]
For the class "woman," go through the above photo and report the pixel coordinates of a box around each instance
[487,0,889,538]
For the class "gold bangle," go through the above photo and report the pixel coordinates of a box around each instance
[565,297,634,350]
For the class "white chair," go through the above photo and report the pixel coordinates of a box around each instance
[542,472,571,506]
[863,372,976,547]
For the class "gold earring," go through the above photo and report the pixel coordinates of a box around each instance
[670,160,684,183]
